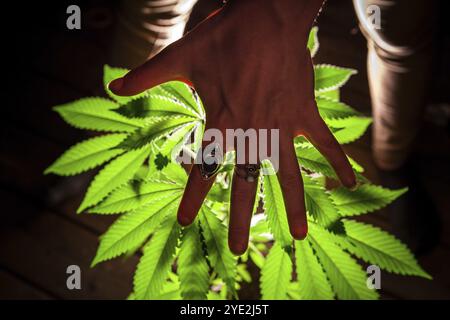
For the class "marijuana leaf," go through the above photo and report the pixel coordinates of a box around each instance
[178,222,210,300]
[261,160,293,248]
[158,81,204,119]
[45,134,126,176]
[327,117,373,144]
[296,144,366,182]
[78,146,150,212]
[54,97,145,132]
[314,65,357,94]
[89,178,183,214]
[316,96,360,120]
[92,193,180,265]
[200,206,237,297]
[307,26,319,58]
[295,239,334,299]
[116,94,201,119]
[303,174,340,229]
[134,215,181,299]
[337,220,431,278]
[330,184,408,216]
[308,222,379,300]
[118,117,196,150]
[260,243,293,300]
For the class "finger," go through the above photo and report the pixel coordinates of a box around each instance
[177,164,216,226]
[278,140,308,240]
[177,136,223,226]
[109,41,191,96]
[228,166,259,255]
[306,111,356,188]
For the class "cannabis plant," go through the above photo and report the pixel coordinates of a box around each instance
[46,28,430,300]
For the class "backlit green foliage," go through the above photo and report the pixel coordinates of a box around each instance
[46,29,430,300]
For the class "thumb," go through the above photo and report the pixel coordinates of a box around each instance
[109,41,192,96]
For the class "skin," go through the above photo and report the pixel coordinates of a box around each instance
[109,0,355,255]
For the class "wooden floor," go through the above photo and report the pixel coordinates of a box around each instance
[1,0,449,299]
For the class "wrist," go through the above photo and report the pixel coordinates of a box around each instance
[225,0,325,42]
[274,0,325,23]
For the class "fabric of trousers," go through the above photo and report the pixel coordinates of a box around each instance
[111,0,437,171]
[353,0,437,170]
[109,0,199,69]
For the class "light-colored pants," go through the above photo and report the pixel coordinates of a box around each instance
[109,0,199,68]
[353,0,437,170]
[111,0,437,171]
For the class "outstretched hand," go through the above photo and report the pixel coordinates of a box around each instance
[109,0,355,255]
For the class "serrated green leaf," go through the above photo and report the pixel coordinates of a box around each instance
[158,122,199,160]
[134,215,181,299]
[261,160,292,248]
[207,183,231,204]
[159,81,204,118]
[54,97,145,132]
[316,88,340,100]
[307,26,319,57]
[237,264,252,283]
[330,184,408,216]
[308,222,378,300]
[115,94,201,119]
[249,249,265,269]
[133,165,150,181]
[152,281,182,300]
[92,193,180,265]
[78,146,150,212]
[314,64,357,93]
[199,206,237,297]
[336,220,431,279]
[89,179,183,214]
[287,282,302,300]
[260,243,292,300]
[45,134,126,176]
[118,117,196,149]
[327,117,372,144]
[145,123,196,179]
[303,174,340,228]
[348,156,364,173]
[296,145,366,182]
[316,96,360,120]
[250,215,270,239]
[178,222,210,300]
[159,163,188,185]
[295,239,334,299]
[296,145,337,178]
[189,121,205,153]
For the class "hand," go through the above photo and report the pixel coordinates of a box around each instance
[109,0,355,255]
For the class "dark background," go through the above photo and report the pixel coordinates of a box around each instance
[0,0,449,299]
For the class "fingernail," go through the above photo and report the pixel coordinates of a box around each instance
[230,241,248,256]
[177,211,193,227]
[108,78,124,92]
[291,224,308,240]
